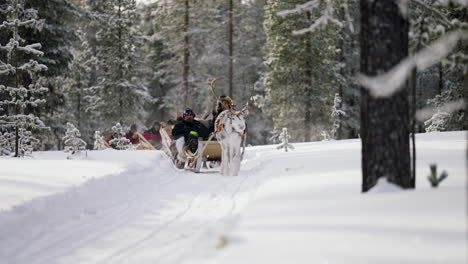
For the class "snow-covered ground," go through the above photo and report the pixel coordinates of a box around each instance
[0,131,466,264]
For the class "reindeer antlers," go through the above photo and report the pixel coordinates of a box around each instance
[209,78,219,100]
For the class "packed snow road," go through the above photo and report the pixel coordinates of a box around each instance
[0,150,269,264]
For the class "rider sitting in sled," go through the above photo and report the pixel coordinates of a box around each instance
[210,95,234,132]
[143,121,163,149]
[172,108,210,166]
[125,124,140,145]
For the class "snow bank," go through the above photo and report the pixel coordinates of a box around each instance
[193,131,467,264]
[0,149,164,211]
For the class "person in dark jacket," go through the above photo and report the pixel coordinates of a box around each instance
[143,121,162,149]
[125,124,140,145]
[173,108,209,162]
[210,95,234,132]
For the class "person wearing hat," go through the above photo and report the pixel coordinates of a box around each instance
[172,108,210,166]
[210,95,234,132]
[143,121,163,149]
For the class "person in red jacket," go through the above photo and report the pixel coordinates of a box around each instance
[144,121,163,149]
[125,124,140,145]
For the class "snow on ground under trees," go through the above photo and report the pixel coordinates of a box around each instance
[0,131,466,264]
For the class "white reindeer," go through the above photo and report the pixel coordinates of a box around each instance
[208,78,252,176]
[214,108,248,176]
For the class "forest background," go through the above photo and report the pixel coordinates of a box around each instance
[0,0,465,151]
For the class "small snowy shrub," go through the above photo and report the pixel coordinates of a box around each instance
[277,127,294,152]
[331,93,346,138]
[427,164,448,188]
[62,122,87,154]
[321,130,332,141]
[109,123,131,150]
[93,131,108,150]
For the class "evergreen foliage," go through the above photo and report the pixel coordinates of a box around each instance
[331,93,346,139]
[24,0,80,151]
[276,127,294,152]
[263,0,339,142]
[62,122,86,154]
[0,0,48,157]
[0,130,13,155]
[409,1,467,132]
[0,0,465,152]
[109,122,131,150]
[93,130,107,150]
[89,0,149,126]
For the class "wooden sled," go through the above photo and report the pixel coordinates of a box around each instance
[160,124,222,170]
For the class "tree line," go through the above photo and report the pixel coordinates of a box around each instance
[0,0,466,191]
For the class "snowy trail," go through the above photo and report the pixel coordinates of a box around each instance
[0,150,266,264]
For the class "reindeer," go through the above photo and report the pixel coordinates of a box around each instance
[210,79,251,176]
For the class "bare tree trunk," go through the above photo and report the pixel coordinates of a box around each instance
[360,0,413,192]
[228,0,234,98]
[118,0,124,123]
[438,63,443,95]
[304,11,313,142]
[77,76,82,128]
[183,0,190,108]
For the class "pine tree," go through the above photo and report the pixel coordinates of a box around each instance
[138,2,174,123]
[409,2,467,132]
[0,0,48,157]
[62,122,87,154]
[93,130,108,150]
[331,93,346,139]
[63,29,96,145]
[91,0,149,126]
[264,0,337,142]
[0,130,14,155]
[276,127,294,152]
[109,122,131,150]
[24,0,80,150]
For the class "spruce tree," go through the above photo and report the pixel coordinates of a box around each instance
[138,2,174,123]
[93,130,108,150]
[109,122,131,150]
[62,122,87,154]
[0,0,48,157]
[24,0,79,150]
[91,0,149,126]
[264,0,337,142]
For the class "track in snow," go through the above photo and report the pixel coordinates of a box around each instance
[0,151,268,264]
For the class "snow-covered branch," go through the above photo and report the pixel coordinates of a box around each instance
[416,99,466,121]
[294,0,343,35]
[18,43,44,56]
[277,0,320,17]
[358,30,467,98]
[278,0,345,35]
[411,0,451,26]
